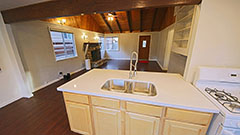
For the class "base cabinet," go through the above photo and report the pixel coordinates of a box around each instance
[163,120,206,135]
[65,102,93,135]
[125,112,160,135]
[63,93,213,135]
[92,106,121,135]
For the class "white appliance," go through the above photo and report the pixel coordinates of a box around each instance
[194,67,240,135]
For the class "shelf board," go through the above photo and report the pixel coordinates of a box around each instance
[171,47,188,56]
[174,38,189,41]
[176,5,194,14]
[176,26,191,32]
[177,12,193,23]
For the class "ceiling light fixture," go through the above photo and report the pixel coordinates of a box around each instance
[94,36,100,40]
[107,13,114,21]
[81,33,88,40]
[57,19,66,25]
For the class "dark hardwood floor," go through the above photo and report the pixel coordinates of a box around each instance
[98,59,164,72]
[0,60,163,135]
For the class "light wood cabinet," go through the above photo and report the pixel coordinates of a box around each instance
[63,93,213,135]
[163,120,206,135]
[65,102,93,135]
[64,92,89,104]
[126,112,160,135]
[91,96,120,109]
[126,102,163,117]
[92,106,121,135]
[166,108,212,125]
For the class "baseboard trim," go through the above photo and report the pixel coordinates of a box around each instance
[33,78,62,92]
[33,67,85,92]
[150,59,168,71]
[149,58,158,61]
[107,58,131,60]
[0,95,22,108]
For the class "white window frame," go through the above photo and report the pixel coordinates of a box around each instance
[104,36,119,51]
[49,29,78,61]
[100,36,105,50]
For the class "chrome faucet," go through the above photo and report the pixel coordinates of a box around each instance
[129,51,138,79]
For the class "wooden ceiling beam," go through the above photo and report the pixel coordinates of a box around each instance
[100,13,113,33]
[126,11,132,32]
[113,12,122,33]
[1,0,202,24]
[151,8,158,31]
[140,9,143,32]
[157,8,168,31]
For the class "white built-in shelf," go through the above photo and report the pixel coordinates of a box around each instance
[177,12,194,23]
[172,47,188,56]
[176,26,191,32]
[172,5,196,56]
[174,38,189,41]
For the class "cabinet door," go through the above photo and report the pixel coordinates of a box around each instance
[163,120,206,135]
[65,102,92,135]
[125,112,160,135]
[93,106,121,135]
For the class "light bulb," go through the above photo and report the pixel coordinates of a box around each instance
[62,19,66,23]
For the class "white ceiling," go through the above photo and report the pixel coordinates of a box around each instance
[0,0,51,11]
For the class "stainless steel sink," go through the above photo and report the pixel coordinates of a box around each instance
[101,79,157,96]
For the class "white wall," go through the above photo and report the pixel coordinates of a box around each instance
[184,0,240,82]
[104,32,160,60]
[0,14,32,108]
[156,25,174,70]
[11,20,102,92]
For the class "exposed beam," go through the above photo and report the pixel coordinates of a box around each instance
[126,11,132,32]
[158,8,168,30]
[100,13,113,33]
[1,0,202,24]
[140,9,143,32]
[113,12,122,33]
[151,8,158,31]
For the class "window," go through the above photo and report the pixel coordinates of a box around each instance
[50,30,77,61]
[105,37,119,51]
[100,37,105,50]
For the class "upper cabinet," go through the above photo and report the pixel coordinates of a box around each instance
[172,5,199,56]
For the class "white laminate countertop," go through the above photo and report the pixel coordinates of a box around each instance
[57,69,219,113]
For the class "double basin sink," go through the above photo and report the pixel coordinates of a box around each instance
[101,79,157,96]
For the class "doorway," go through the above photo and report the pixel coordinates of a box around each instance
[138,35,151,61]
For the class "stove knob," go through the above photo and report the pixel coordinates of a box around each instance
[237,122,240,128]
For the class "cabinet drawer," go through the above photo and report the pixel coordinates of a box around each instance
[126,102,163,117]
[166,108,212,125]
[163,120,206,135]
[91,96,120,109]
[63,92,89,104]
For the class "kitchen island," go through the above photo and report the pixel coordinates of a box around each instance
[57,69,219,135]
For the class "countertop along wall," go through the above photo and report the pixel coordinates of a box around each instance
[184,0,240,82]
[104,32,160,60]
[11,20,102,92]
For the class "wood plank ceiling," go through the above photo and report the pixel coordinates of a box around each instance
[43,7,175,33]
[1,0,201,24]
